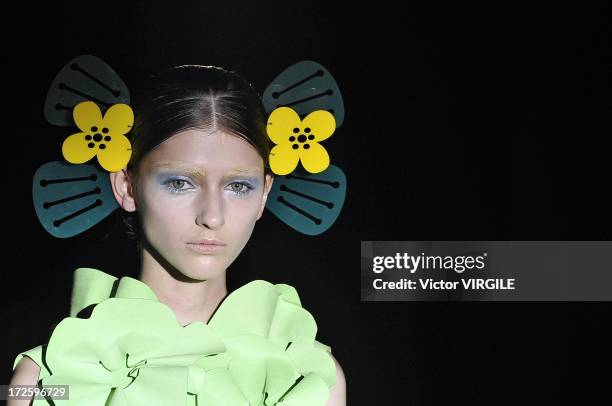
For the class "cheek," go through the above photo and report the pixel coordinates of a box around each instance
[138,187,193,238]
[226,199,262,236]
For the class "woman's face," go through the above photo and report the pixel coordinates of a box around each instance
[131,128,273,280]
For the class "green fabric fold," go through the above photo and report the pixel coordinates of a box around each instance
[13,268,336,405]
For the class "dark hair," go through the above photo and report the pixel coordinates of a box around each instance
[121,64,272,242]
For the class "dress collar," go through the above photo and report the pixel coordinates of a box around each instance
[70,267,161,316]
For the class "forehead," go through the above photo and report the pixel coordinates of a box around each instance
[143,128,263,174]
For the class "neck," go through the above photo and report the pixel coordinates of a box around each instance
[138,246,228,327]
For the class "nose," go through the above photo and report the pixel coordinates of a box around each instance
[195,187,225,230]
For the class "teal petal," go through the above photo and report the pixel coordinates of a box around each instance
[262,60,345,128]
[32,161,119,239]
[44,54,130,126]
[266,165,347,235]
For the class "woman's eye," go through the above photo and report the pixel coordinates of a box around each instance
[227,182,254,196]
[230,183,243,192]
[163,178,193,193]
[172,180,185,189]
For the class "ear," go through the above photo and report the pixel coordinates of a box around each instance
[256,173,274,220]
[109,169,137,212]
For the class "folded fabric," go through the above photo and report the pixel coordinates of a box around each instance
[13,268,336,405]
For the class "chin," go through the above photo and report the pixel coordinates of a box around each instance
[180,261,226,281]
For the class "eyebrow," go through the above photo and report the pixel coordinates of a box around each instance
[151,161,261,177]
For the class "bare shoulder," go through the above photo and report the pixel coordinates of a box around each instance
[326,353,347,406]
[10,356,41,383]
[7,358,41,406]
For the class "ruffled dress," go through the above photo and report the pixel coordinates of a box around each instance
[12,268,337,405]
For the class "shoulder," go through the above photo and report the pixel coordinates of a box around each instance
[11,356,41,385]
[8,358,41,405]
[326,353,347,406]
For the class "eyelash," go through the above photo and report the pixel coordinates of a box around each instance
[227,181,254,196]
[163,178,254,197]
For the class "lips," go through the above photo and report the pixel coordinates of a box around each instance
[189,239,227,246]
[186,239,226,255]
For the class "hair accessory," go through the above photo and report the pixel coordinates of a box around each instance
[32,56,347,237]
[261,60,344,126]
[267,106,335,175]
[33,161,119,238]
[265,164,346,235]
[33,54,130,238]
[262,60,347,235]
[62,101,133,172]
[44,54,130,126]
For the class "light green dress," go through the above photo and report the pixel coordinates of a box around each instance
[13,268,337,405]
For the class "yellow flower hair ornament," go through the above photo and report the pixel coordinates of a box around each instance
[35,57,346,238]
[267,106,336,175]
[61,101,133,172]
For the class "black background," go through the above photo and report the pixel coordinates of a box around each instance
[2,1,610,404]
